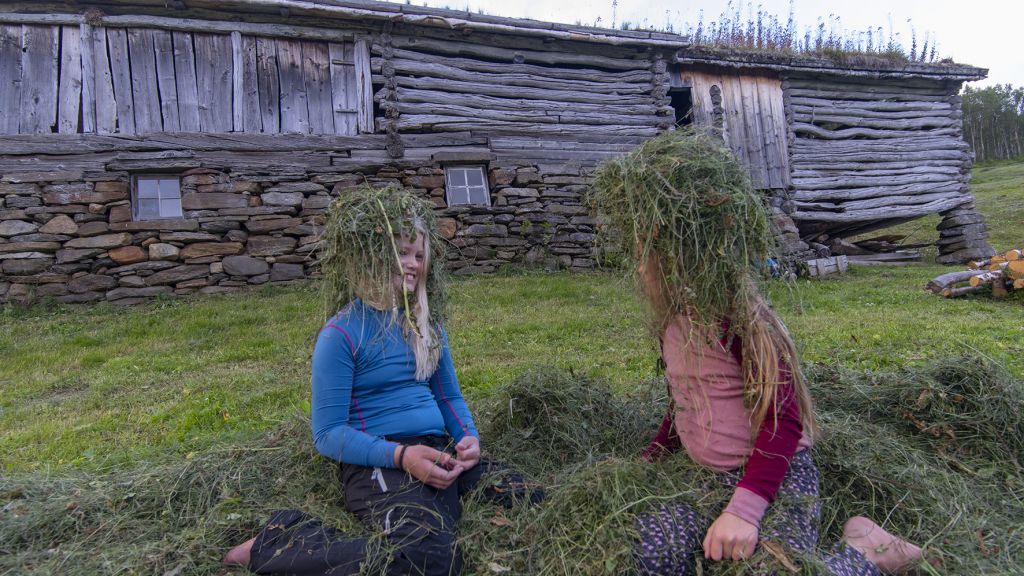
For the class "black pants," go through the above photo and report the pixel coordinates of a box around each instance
[247,436,540,576]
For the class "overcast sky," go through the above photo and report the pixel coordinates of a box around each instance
[387,0,1022,88]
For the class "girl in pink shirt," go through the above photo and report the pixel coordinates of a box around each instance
[592,130,922,575]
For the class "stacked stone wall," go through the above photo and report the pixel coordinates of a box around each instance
[0,162,597,305]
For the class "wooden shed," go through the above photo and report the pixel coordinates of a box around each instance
[0,0,992,304]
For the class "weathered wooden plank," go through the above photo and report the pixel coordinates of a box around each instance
[385,99,660,128]
[738,75,769,188]
[756,75,790,188]
[57,26,82,134]
[783,77,952,96]
[276,39,310,134]
[389,36,650,71]
[792,165,962,179]
[151,29,179,131]
[793,172,962,190]
[353,39,373,134]
[785,87,951,102]
[790,136,968,154]
[79,23,95,133]
[490,137,637,151]
[801,190,966,213]
[106,28,135,134]
[0,132,388,154]
[792,124,960,140]
[20,25,59,134]
[0,25,25,135]
[791,113,958,130]
[171,31,200,132]
[787,97,951,113]
[721,75,751,175]
[682,70,714,127]
[791,182,964,202]
[0,12,360,43]
[329,42,357,136]
[792,196,967,223]
[380,46,653,84]
[240,35,261,133]
[231,31,244,132]
[790,105,953,120]
[302,40,333,135]
[382,74,652,106]
[193,33,233,132]
[127,27,162,133]
[92,27,117,134]
[393,115,659,136]
[255,37,280,133]
[377,56,652,95]
[791,160,964,171]
[390,87,658,116]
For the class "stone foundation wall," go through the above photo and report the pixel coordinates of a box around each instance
[0,161,597,305]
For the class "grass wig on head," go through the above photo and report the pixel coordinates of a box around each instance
[592,128,816,439]
[318,185,448,379]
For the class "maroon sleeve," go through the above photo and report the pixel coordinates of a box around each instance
[735,362,803,504]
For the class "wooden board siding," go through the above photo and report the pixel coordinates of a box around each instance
[782,74,971,238]
[683,68,790,189]
[0,22,369,136]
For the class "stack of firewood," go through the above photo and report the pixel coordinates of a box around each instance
[926,248,1024,298]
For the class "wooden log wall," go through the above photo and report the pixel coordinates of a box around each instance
[0,21,372,136]
[683,68,790,189]
[782,74,977,239]
[371,26,674,164]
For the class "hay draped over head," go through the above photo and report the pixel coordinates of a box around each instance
[591,128,778,331]
[318,185,447,323]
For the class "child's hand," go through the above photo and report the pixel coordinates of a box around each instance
[400,445,464,489]
[703,511,758,561]
[455,435,481,470]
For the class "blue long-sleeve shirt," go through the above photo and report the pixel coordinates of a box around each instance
[311,299,478,468]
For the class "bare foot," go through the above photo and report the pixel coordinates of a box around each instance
[223,537,255,567]
[843,516,922,574]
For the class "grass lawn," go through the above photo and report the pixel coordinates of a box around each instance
[1,159,1022,575]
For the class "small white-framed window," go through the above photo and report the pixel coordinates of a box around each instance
[133,175,183,220]
[444,166,490,206]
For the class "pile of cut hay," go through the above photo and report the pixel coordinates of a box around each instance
[3,356,1021,575]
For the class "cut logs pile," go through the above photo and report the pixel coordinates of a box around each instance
[926,248,1024,298]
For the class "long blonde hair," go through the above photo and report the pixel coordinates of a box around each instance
[639,248,817,440]
[401,222,441,381]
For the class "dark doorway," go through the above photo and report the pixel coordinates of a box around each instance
[669,87,693,126]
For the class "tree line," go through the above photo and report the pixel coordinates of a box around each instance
[962,84,1024,163]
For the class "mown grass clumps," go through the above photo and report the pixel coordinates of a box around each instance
[3,357,1022,575]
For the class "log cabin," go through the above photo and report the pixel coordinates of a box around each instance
[0,0,994,304]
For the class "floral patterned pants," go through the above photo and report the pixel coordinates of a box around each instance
[634,451,880,576]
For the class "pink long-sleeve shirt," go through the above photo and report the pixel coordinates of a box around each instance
[652,314,812,527]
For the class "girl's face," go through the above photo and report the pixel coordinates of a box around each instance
[394,234,426,294]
